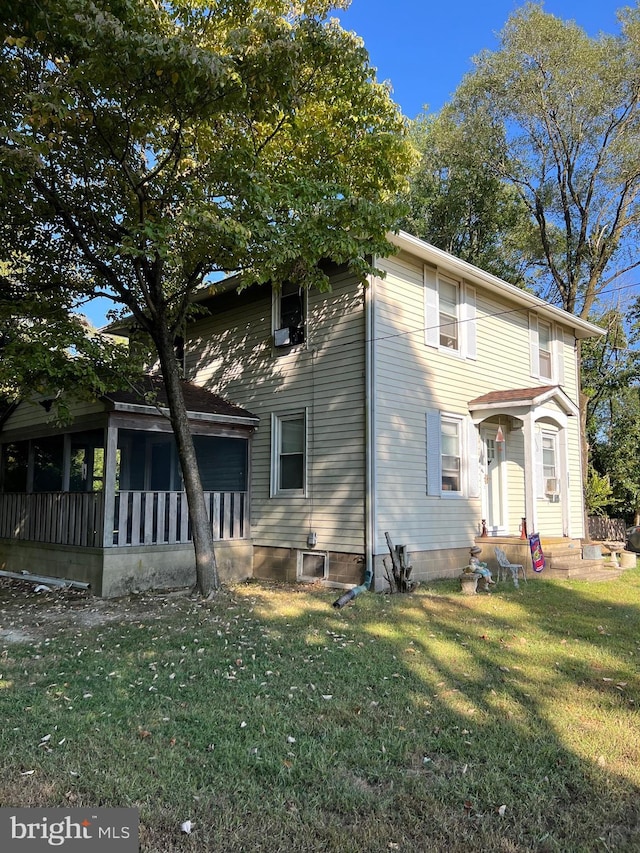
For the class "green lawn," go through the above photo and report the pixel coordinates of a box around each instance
[1,569,639,852]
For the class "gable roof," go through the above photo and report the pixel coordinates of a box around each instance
[468,385,579,417]
[388,231,604,341]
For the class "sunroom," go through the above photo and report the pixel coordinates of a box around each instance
[0,378,258,597]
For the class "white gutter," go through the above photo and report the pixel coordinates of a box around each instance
[109,401,258,427]
[388,230,605,341]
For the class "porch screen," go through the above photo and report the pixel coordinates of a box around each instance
[193,436,248,492]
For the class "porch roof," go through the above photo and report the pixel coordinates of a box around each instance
[468,385,578,417]
[103,377,259,427]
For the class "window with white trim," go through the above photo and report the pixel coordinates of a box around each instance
[424,267,476,359]
[439,278,459,350]
[441,417,462,492]
[273,282,306,348]
[538,320,553,381]
[271,412,306,495]
[426,411,480,498]
[541,431,558,497]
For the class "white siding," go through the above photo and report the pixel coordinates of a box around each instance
[187,270,366,553]
[372,250,585,553]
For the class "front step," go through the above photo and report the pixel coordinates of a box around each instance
[540,537,622,581]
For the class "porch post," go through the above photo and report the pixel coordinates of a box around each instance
[522,412,538,535]
[102,424,118,548]
[62,434,71,492]
[559,427,570,537]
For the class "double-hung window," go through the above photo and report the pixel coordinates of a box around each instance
[426,411,480,498]
[424,267,476,359]
[538,320,553,381]
[541,431,558,497]
[271,412,306,495]
[438,278,459,351]
[441,418,462,492]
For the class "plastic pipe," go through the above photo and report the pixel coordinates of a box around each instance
[332,566,373,608]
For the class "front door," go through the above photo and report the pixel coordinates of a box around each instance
[481,429,506,534]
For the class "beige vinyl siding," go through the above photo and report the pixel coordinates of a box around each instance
[1,400,106,442]
[373,251,585,551]
[187,271,366,553]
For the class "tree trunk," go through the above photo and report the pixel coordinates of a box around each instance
[154,326,220,596]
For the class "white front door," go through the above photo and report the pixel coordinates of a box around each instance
[481,429,506,534]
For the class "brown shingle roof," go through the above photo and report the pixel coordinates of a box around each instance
[104,376,258,422]
[468,386,557,407]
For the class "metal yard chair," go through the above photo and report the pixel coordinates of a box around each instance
[494,546,527,588]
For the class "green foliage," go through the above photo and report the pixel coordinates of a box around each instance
[0,0,414,346]
[582,306,640,520]
[444,2,640,318]
[401,110,531,284]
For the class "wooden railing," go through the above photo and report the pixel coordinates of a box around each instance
[0,492,105,547]
[113,491,248,546]
[0,490,249,548]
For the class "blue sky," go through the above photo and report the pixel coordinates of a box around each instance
[85,1,627,327]
[335,0,627,119]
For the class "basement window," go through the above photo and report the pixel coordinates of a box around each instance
[298,551,329,583]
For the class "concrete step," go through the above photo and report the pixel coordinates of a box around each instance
[543,565,624,582]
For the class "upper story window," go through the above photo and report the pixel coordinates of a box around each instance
[438,278,459,350]
[273,282,306,348]
[538,320,553,380]
[424,266,476,360]
[530,314,564,384]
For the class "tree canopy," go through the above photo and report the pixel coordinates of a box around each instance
[437,2,640,318]
[0,0,415,593]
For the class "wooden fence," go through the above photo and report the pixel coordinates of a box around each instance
[0,490,248,548]
[587,516,627,542]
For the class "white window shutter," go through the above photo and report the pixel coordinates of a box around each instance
[529,313,540,379]
[461,283,477,360]
[426,410,441,496]
[466,417,480,498]
[424,266,439,348]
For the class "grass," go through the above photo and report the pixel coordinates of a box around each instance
[1,569,640,852]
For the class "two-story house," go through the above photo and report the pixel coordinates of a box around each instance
[0,231,603,595]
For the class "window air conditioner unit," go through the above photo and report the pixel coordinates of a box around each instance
[274,327,292,347]
[545,478,559,495]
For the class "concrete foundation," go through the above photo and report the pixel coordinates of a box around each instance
[0,538,253,598]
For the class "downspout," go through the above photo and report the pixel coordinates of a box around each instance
[333,565,373,608]
[334,265,376,609]
[365,265,376,588]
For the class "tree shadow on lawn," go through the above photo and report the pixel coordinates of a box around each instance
[1,575,639,853]
[232,575,640,852]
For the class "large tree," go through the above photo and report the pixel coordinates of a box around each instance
[443,2,640,318]
[0,0,414,595]
[401,110,530,284]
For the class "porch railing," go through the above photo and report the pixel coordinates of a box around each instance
[113,490,248,546]
[0,490,249,548]
[0,492,105,547]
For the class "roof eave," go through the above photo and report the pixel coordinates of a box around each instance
[388,231,605,340]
